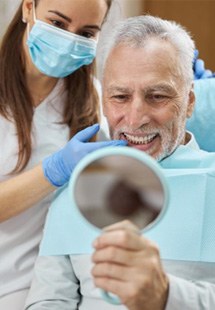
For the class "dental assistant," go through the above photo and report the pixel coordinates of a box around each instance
[0,0,127,309]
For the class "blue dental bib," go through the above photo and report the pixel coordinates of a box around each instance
[40,145,215,263]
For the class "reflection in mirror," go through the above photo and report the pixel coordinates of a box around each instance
[75,154,165,230]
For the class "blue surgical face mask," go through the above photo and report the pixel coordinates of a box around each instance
[26,3,97,78]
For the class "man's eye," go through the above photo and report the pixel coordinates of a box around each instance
[112,95,129,101]
[147,94,168,102]
[154,95,166,100]
[111,95,130,103]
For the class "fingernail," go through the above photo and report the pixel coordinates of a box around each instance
[92,123,99,128]
[117,140,128,145]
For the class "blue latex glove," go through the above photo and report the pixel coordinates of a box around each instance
[193,49,215,79]
[42,124,127,187]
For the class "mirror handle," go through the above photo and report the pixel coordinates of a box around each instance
[100,289,122,305]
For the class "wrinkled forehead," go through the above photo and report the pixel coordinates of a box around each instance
[103,39,184,91]
[104,38,179,72]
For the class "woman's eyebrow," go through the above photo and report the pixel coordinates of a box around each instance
[48,10,72,23]
[48,10,101,30]
[83,25,101,31]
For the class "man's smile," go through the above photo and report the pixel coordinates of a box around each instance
[120,132,160,153]
[122,132,158,145]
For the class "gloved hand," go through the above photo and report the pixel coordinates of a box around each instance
[42,124,127,187]
[193,49,215,79]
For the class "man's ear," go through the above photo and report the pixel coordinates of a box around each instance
[186,84,195,118]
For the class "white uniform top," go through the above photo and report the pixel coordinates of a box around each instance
[0,79,69,298]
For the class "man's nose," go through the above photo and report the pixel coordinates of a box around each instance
[125,99,151,128]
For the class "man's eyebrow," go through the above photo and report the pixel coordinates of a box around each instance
[48,10,101,30]
[107,86,132,93]
[145,84,175,93]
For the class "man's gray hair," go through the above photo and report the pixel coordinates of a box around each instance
[102,15,195,84]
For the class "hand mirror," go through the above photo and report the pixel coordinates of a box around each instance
[72,146,169,305]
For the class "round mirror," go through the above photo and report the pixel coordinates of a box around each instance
[74,147,168,231]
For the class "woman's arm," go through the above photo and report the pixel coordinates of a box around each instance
[0,125,126,222]
[0,164,55,222]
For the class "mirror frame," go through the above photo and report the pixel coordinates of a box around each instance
[69,146,169,233]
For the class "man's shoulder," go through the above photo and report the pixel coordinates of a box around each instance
[160,145,215,170]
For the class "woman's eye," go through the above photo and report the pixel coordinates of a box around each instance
[80,31,95,39]
[50,20,65,29]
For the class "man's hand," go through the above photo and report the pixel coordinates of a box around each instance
[92,220,169,310]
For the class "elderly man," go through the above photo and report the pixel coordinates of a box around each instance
[25,15,215,310]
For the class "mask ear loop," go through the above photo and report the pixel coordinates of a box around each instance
[32,0,37,22]
[26,0,37,37]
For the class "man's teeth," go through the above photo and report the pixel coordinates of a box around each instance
[123,133,157,145]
